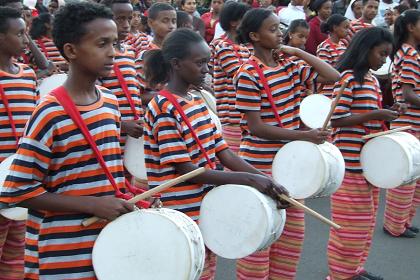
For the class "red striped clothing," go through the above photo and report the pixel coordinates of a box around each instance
[126,32,151,57]
[98,45,143,150]
[234,55,317,173]
[144,93,228,220]
[0,63,37,162]
[345,19,373,45]
[135,41,160,91]
[317,38,346,98]
[212,40,251,126]
[332,70,384,174]
[391,44,420,132]
[35,37,66,65]
[0,88,125,280]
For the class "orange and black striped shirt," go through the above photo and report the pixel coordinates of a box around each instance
[35,37,66,66]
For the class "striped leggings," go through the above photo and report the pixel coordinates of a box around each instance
[384,181,420,235]
[0,216,25,280]
[236,205,305,280]
[327,173,380,280]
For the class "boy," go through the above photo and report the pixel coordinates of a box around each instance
[0,2,134,279]
[346,0,379,42]
[0,7,37,280]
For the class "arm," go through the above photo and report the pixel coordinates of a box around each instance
[402,84,420,107]
[26,36,49,70]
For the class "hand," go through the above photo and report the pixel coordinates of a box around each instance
[390,102,407,115]
[121,119,143,138]
[149,197,163,208]
[373,109,399,121]
[245,174,290,209]
[91,196,134,221]
[303,128,331,144]
[279,45,298,56]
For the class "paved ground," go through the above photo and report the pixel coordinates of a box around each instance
[215,190,420,280]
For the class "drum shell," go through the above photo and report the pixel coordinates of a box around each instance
[37,74,67,99]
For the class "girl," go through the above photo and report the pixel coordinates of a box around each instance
[317,14,349,98]
[384,8,394,30]
[234,8,338,280]
[284,19,310,51]
[345,0,363,20]
[180,0,205,37]
[383,10,420,239]
[201,0,224,43]
[327,27,399,280]
[143,28,289,280]
[306,0,332,55]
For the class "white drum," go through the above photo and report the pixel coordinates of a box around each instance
[37,73,67,99]
[0,155,28,221]
[93,208,205,280]
[300,94,332,129]
[272,141,345,199]
[124,136,147,180]
[192,90,217,114]
[361,132,420,189]
[199,184,286,259]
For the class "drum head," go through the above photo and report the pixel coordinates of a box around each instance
[191,90,217,115]
[199,184,286,259]
[272,141,326,199]
[38,74,67,99]
[123,136,147,180]
[0,155,28,221]
[300,94,332,129]
[93,209,205,280]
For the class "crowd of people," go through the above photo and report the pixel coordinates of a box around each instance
[0,0,419,279]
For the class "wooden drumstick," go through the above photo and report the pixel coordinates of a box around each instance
[82,167,206,227]
[275,192,341,230]
[321,82,348,131]
[362,126,412,140]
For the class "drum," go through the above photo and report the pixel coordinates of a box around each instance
[191,90,222,132]
[299,94,332,129]
[124,136,147,180]
[371,57,394,108]
[37,73,67,99]
[199,184,286,259]
[361,132,420,189]
[0,155,28,221]
[272,141,345,199]
[93,208,205,280]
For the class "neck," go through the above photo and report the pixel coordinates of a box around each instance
[406,36,419,49]
[130,26,138,33]
[63,64,99,105]
[166,74,190,97]
[212,11,219,18]
[152,35,164,48]
[318,15,328,22]
[226,30,237,42]
[361,16,371,24]
[253,45,277,67]
[0,53,16,73]
[329,33,340,43]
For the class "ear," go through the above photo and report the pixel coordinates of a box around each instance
[249,31,260,43]
[170,57,182,71]
[147,18,154,29]
[407,23,416,33]
[63,43,77,61]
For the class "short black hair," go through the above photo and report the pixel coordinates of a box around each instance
[0,6,21,34]
[320,14,347,34]
[362,0,379,5]
[237,8,272,44]
[0,0,21,7]
[52,1,113,60]
[219,1,250,32]
[101,0,131,8]
[29,12,51,39]
[176,10,191,28]
[284,19,309,44]
[148,2,175,20]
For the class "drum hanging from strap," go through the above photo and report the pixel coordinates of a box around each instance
[361,132,420,188]
[0,155,28,221]
[190,90,222,132]
[299,94,332,129]
[199,184,286,259]
[37,73,67,99]
[124,136,147,180]
[93,208,205,280]
[272,141,345,199]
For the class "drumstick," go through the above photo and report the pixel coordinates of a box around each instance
[362,126,412,140]
[82,167,206,227]
[321,82,348,131]
[276,192,341,230]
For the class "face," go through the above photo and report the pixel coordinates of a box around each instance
[131,10,141,28]
[363,0,379,21]
[384,9,394,26]
[368,42,392,70]
[48,1,59,14]
[22,9,33,29]
[334,19,350,39]
[250,14,283,50]
[64,18,117,77]
[289,26,309,49]
[260,0,272,7]
[408,19,420,43]
[148,10,177,39]
[318,1,332,20]
[393,9,400,22]
[292,0,305,6]
[0,18,28,57]
[112,3,133,41]
[182,0,197,14]
[174,41,210,86]
[181,15,193,29]
[211,0,224,13]
[352,0,363,19]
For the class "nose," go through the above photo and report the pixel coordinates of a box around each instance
[202,62,209,74]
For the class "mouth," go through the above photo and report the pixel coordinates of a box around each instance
[104,63,114,70]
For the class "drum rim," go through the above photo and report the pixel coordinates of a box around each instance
[123,136,147,180]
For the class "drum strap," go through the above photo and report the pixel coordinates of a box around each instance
[113,64,140,120]
[0,84,19,147]
[248,59,283,127]
[160,90,215,169]
[51,86,152,207]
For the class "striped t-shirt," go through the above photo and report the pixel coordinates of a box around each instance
[332,70,384,173]
[35,37,66,66]
[135,41,160,92]
[144,92,228,220]
[234,55,317,173]
[391,43,420,132]
[345,19,373,45]
[0,63,37,162]
[212,39,251,126]
[316,38,346,98]
[98,45,143,150]
[126,32,151,57]
[0,88,124,280]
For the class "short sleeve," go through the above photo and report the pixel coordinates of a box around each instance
[399,51,420,87]
[215,44,248,77]
[234,67,262,112]
[332,74,354,120]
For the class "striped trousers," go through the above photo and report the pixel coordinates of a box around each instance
[0,216,25,280]
[327,173,380,280]
[222,125,241,154]
[383,181,420,235]
[236,204,305,280]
